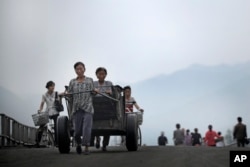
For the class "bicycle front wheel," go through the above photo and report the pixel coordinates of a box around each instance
[40,129,54,147]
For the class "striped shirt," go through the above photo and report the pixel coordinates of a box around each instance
[68,76,94,114]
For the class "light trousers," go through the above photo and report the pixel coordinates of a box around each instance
[74,110,93,146]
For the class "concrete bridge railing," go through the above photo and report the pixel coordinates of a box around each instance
[0,113,37,147]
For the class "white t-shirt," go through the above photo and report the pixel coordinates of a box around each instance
[125,97,136,112]
[42,91,59,116]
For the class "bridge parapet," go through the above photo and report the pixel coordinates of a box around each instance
[0,113,37,147]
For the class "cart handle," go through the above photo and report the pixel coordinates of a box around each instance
[60,90,119,102]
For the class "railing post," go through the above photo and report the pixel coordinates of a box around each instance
[1,114,11,146]
[19,124,23,144]
[32,127,37,144]
[23,126,28,144]
[12,121,17,145]
[0,114,4,147]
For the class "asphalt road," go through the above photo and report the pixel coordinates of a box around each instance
[0,146,249,167]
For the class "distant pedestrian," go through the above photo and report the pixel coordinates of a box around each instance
[158,132,168,146]
[191,128,202,146]
[233,117,247,147]
[173,123,184,146]
[184,129,192,146]
[216,132,225,147]
[204,125,219,147]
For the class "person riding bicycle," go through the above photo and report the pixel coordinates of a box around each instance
[93,67,113,152]
[36,81,61,147]
[121,86,144,145]
[124,86,144,112]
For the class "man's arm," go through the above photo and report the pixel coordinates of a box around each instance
[165,137,168,144]
[233,126,237,139]
[244,125,247,138]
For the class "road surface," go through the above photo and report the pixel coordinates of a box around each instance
[0,146,249,167]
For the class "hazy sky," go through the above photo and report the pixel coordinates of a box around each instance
[1,0,250,96]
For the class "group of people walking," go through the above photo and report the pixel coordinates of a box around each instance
[158,117,248,147]
[36,61,144,155]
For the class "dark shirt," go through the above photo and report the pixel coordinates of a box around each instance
[191,132,202,145]
[158,135,168,145]
[234,123,247,140]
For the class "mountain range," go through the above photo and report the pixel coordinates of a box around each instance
[132,62,250,145]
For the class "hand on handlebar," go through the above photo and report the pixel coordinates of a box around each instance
[139,109,144,112]
[92,88,99,94]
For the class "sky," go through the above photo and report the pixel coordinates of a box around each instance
[1,0,250,96]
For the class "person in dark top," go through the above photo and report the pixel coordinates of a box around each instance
[191,128,202,146]
[158,131,168,146]
[233,117,247,147]
[94,67,113,152]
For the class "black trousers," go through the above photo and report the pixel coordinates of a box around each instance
[49,114,59,145]
[237,139,245,147]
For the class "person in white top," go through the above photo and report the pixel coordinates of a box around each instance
[37,81,60,146]
[216,132,225,147]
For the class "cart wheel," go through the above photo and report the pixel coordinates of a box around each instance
[126,113,138,151]
[138,126,142,146]
[57,116,70,154]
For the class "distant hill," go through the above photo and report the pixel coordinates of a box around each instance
[0,86,34,126]
[131,62,250,145]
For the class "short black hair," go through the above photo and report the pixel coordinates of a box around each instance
[46,81,55,89]
[96,67,107,75]
[218,132,221,135]
[176,123,180,129]
[237,117,242,122]
[124,86,131,91]
[208,125,213,130]
[74,62,85,69]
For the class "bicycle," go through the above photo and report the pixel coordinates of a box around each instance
[38,120,55,147]
[32,111,55,147]
[121,109,143,147]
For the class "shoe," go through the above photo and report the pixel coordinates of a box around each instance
[84,150,90,155]
[102,146,107,152]
[76,145,82,154]
[96,139,100,149]
[35,143,40,148]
